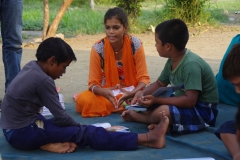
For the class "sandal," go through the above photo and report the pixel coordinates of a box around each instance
[73,93,79,101]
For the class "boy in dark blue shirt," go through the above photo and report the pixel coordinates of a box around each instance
[0,37,169,153]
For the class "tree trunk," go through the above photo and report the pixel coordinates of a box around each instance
[42,0,73,40]
[42,0,49,40]
[90,0,95,10]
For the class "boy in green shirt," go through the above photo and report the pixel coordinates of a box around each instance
[122,19,219,134]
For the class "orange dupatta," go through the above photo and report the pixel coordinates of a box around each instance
[103,34,138,88]
[76,35,139,117]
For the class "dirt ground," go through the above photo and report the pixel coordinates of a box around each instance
[0,29,239,103]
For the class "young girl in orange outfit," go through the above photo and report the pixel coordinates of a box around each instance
[75,7,150,117]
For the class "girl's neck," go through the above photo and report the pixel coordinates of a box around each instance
[111,41,124,55]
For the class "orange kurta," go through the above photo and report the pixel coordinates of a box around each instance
[76,35,149,117]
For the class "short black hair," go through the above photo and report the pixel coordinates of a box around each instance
[222,44,240,80]
[104,7,128,28]
[36,37,77,65]
[155,19,189,50]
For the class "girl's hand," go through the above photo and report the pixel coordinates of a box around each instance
[117,88,133,107]
[101,88,118,108]
[138,95,155,108]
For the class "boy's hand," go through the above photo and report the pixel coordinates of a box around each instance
[138,95,155,108]
[131,90,144,105]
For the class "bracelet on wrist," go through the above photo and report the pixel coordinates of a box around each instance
[91,85,101,94]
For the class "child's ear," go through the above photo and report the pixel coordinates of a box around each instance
[165,43,172,51]
[48,56,56,66]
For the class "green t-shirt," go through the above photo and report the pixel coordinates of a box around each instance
[158,49,218,103]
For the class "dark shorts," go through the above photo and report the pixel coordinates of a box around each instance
[148,87,218,134]
[214,120,236,140]
[169,102,218,134]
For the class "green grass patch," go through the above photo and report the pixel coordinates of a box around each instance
[22,0,240,37]
[58,9,105,36]
[208,0,240,25]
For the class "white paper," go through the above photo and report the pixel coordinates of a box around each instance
[40,106,52,116]
[112,85,134,96]
[91,122,111,128]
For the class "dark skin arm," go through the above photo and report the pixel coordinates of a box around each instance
[117,82,146,107]
[139,90,199,108]
[90,84,119,108]
[91,83,147,108]
[131,80,167,104]
[135,80,199,108]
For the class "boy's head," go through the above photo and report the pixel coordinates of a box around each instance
[36,37,76,65]
[155,19,189,51]
[222,44,240,93]
[36,37,77,80]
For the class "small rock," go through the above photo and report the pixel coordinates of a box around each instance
[223,10,228,14]
[55,33,64,40]
[23,42,36,48]
[33,38,42,43]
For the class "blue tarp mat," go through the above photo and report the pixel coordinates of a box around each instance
[0,103,235,160]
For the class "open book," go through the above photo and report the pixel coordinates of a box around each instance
[112,86,134,96]
[91,122,130,132]
[125,104,147,111]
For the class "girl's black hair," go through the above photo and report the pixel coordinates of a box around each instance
[104,7,128,28]
[36,37,77,65]
[222,44,240,80]
[155,19,189,51]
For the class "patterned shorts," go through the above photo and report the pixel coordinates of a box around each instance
[148,87,218,134]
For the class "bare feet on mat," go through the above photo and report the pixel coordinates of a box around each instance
[40,142,77,153]
[148,124,157,131]
[121,110,137,122]
[147,111,169,148]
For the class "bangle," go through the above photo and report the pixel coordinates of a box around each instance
[91,85,100,94]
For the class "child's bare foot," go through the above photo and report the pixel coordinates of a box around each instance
[234,152,240,160]
[148,124,157,131]
[40,142,77,153]
[70,142,77,148]
[121,110,138,122]
[146,111,169,148]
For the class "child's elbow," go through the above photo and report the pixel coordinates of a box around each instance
[188,100,198,108]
